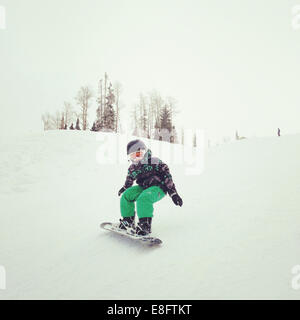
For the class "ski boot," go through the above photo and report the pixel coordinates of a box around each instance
[119,216,135,231]
[136,217,152,236]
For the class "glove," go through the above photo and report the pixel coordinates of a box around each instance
[118,187,126,197]
[171,193,183,207]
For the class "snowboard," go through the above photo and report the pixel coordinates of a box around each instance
[100,222,162,246]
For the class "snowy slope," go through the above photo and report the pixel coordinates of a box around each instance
[0,131,300,299]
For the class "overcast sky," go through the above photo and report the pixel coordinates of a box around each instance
[1,0,300,141]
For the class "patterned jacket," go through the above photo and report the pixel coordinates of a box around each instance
[123,149,178,197]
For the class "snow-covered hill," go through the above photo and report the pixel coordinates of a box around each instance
[0,131,300,299]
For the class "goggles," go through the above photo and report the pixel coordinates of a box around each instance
[129,149,146,162]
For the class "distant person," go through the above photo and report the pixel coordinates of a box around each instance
[278,128,281,137]
[235,131,239,140]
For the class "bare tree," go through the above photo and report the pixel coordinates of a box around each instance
[75,86,93,130]
[166,96,179,118]
[130,93,148,137]
[63,101,74,128]
[42,112,54,130]
[60,113,65,130]
[138,93,148,137]
[95,79,103,131]
[53,110,61,129]
[148,90,164,137]
[113,81,122,133]
[104,72,108,110]
[131,104,139,136]
[42,111,65,130]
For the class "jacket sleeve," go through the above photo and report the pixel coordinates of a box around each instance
[123,165,136,189]
[159,162,178,196]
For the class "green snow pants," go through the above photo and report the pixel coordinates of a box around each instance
[120,185,166,218]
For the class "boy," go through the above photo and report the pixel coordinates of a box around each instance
[118,139,183,236]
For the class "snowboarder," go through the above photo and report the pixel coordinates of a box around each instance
[118,139,183,236]
[278,128,281,137]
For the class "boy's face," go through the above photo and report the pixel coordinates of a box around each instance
[129,149,146,163]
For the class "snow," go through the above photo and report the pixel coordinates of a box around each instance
[0,131,300,299]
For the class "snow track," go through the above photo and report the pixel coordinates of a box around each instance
[0,131,299,299]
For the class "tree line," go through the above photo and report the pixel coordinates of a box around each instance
[42,73,120,132]
[41,73,181,144]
